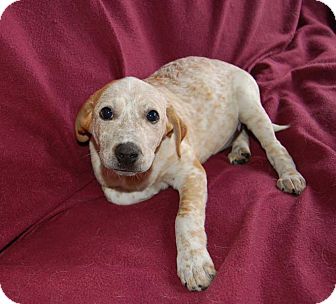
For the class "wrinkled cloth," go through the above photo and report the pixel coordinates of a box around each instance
[0,0,335,303]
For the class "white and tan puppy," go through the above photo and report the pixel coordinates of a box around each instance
[75,56,306,291]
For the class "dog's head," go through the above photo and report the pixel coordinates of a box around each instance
[75,77,186,176]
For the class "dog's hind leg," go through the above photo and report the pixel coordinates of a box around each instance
[234,73,306,195]
[228,124,289,165]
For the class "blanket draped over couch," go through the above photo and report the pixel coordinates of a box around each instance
[0,0,335,303]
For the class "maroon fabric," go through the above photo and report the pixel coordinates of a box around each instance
[0,0,335,303]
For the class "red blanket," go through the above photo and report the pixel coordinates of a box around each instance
[0,0,335,303]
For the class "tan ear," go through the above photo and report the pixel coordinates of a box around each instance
[166,106,187,158]
[75,81,115,142]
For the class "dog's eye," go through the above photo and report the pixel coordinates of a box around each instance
[99,107,113,120]
[146,110,159,123]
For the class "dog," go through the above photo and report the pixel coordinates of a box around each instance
[75,56,306,291]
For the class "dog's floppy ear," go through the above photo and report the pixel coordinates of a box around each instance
[75,81,114,142]
[166,106,187,158]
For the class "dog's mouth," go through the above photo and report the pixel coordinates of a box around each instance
[99,152,154,177]
[113,168,141,176]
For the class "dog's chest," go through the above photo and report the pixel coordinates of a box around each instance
[103,181,169,205]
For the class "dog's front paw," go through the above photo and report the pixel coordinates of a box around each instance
[277,171,306,195]
[177,249,216,291]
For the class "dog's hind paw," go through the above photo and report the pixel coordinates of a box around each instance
[228,148,251,165]
[277,172,306,195]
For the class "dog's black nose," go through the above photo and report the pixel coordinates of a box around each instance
[115,142,141,166]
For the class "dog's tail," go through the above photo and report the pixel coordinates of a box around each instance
[272,123,290,132]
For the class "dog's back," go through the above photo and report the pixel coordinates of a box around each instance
[146,56,251,162]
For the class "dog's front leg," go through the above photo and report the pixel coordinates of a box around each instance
[173,159,216,291]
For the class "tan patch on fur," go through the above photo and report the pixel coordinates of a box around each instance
[166,106,187,158]
[190,248,206,257]
[177,206,193,217]
[177,161,206,218]
[190,229,206,245]
[75,80,116,142]
[193,159,205,173]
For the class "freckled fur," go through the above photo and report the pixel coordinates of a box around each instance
[75,56,306,291]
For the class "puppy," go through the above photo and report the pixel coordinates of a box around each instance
[75,56,306,291]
